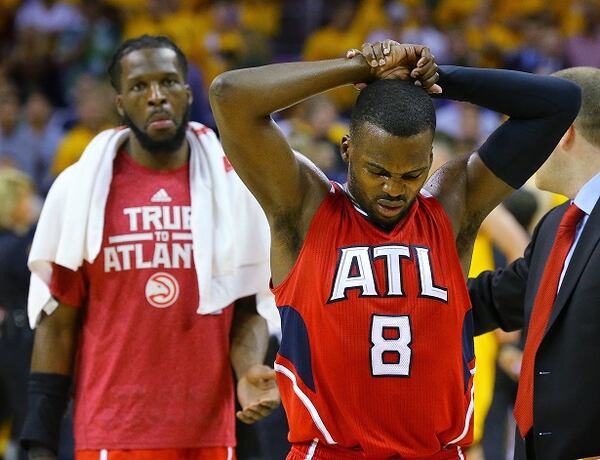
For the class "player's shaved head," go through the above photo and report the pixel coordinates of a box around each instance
[553,67,600,148]
[108,35,188,92]
[350,79,436,141]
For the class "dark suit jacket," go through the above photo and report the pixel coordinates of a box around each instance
[469,200,600,460]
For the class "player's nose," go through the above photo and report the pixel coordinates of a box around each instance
[382,177,405,198]
[147,81,167,106]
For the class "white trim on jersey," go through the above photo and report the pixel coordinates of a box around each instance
[305,439,319,460]
[274,363,337,445]
[172,232,193,241]
[445,380,476,447]
[457,446,465,460]
[226,446,233,460]
[99,449,108,460]
[108,233,153,244]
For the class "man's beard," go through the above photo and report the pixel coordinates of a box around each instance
[123,107,190,155]
[347,163,415,230]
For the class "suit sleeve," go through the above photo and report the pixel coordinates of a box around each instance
[469,213,548,335]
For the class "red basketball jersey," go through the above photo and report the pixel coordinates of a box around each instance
[272,184,475,459]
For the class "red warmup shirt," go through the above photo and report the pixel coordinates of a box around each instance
[50,149,235,450]
[272,184,475,459]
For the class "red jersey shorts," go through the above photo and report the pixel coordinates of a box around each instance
[287,442,466,460]
[76,447,235,460]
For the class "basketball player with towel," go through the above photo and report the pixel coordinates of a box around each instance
[20,35,279,460]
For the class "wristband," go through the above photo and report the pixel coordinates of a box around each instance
[20,372,71,454]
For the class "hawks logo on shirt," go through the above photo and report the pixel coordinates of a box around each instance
[145,272,180,308]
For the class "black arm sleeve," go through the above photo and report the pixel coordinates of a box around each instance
[436,65,581,188]
[20,372,71,454]
[469,258,529,335]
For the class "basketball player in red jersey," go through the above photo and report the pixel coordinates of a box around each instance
[210,40,580,459]
[20,36,279,460]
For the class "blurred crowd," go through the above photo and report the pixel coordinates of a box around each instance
[1,0,599,459]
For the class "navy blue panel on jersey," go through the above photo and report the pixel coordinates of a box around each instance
[462,309,475,392]
[278,306,315,392]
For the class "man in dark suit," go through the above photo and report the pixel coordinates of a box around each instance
[469,66,600,460]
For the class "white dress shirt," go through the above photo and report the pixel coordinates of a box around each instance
[557,171,600,291]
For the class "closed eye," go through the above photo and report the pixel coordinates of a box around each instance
[403,170,425,179]
[366,168,390,178]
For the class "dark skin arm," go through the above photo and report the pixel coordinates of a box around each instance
[30,304,80,375]
[28,303,80,460]
[209,43,438,285]
[427,154,512,273]
[230,295,279,424]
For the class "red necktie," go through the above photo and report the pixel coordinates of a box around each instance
[514,203,584,437]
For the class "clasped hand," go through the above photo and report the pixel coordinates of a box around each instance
[347,39,442,94]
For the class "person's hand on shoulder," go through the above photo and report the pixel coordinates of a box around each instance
[236,364,280,424]
[347,40,442,94]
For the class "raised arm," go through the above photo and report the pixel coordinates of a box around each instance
[209,42,437,283]
[209,57,372,218]
[426,66,581,257]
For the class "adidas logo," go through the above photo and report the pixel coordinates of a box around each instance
[151,188,172,203]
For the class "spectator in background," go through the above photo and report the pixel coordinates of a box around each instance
[0,89,32,173]
[0,168,40,460]
[55,0,121,103]
[565,0,600,67]
[403,2,450,64]
[238,0,281,39]
[463,1,521,69]
[22,92,63,195]
[14,0,83,35]
[436,101,502,153]
[279,95,347,182]
[10,0,85,106]
[198,1,272,86]
[367,1,406,45]
[0,0,19,59]
[6,27,62,106]
[122,0,199,61]
[302,0,383,111]
[506,14,565,74]
[51,79,114,176]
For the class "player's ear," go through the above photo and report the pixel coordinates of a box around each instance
[115,94,125,118]
[185,84,193,106]
[559,125,576,151]
[341,135,351,163]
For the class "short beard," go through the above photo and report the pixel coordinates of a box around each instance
[347,162,415,230]
[123,107,190,155]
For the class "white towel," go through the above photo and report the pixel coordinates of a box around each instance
[27,122,271,328]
